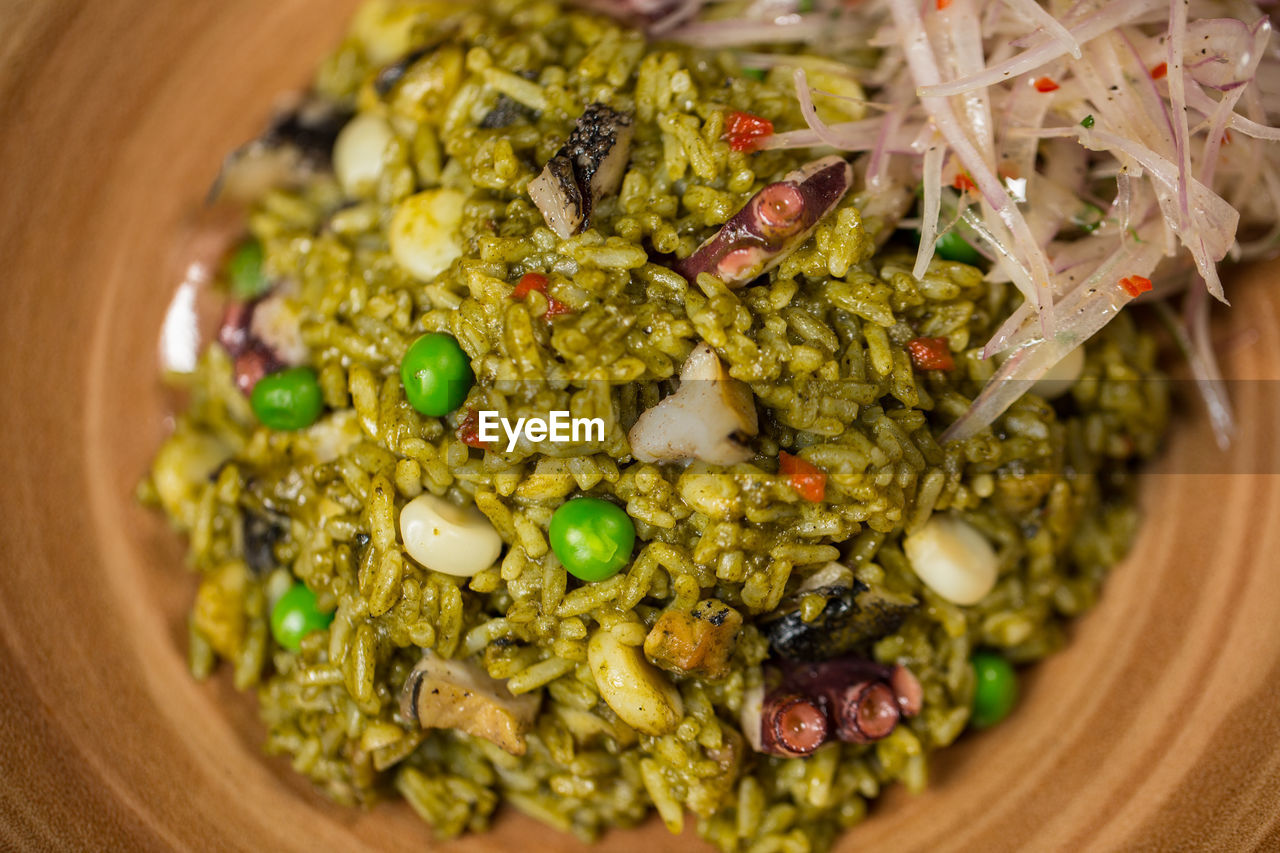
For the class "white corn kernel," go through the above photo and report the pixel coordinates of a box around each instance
[333,113,395,198]
[389,188,467,282]
[902,515,998,605]
[588,626,683,736]
[399,493,502,577]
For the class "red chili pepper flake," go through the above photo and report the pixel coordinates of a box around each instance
[1151,62,1168,80]
[1033,77,1060,93]
[456,408,488,449]
[724,110,774,153]
[907,337,956,371]
[952,172,976,193]
[779,451,827,502]
[511,272,571,320]
[936,0,951,8]
[1119,275,1152,298]
[1223,129,1233,145]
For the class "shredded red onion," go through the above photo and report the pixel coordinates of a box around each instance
[893,0,1058,332]
[1001,0,1082,59]
[1185,17,1272,92]
[667,14,836,48]
[913,142,944,280]
[918,0,1163,99]
[575,0,1280,443]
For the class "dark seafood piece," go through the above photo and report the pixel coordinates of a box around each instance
[759,692,830,757]
[675,156,853,288]
[746,657,924,755]
[765,576,918,661]
[373,45,435,96]
[827,681,900,744]
[479,93,539,129]
[780,655,895,695]
[217,294,303,394]
[217,301,255,359]
[528,103,634,238]
[400,652,541,756]
[209,94,353,203]
[232,346,285,396]
[530,155,584,237]
[242,511,285,574]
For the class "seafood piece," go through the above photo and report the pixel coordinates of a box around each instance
[675,155,853,288]
[400,652,541,756]
[627,343,758,466]
[217,288,309,395]
[764,562,918,660]
[759,692,829,757]
[643,598,743,679]
[528,103,634,238]
[746,656,924,755]
[826,680,900,744]
[210,94,352,203]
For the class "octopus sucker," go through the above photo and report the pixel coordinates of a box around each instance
[675,155,854,288]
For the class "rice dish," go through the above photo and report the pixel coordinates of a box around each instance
[142,1,1187,848]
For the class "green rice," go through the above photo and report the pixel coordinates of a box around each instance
[142,0,1170,849]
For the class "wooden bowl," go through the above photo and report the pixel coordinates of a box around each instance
[2,2,1279,849]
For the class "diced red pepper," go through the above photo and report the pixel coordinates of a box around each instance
[724,111,774,153]
[1151,62,1168,80]
[512,272,548,300]
[511,272,571,320]
[907,337,956,371]
[544,297,573,319]
[952,172,976,193]
[1119,275,1152,298]
[779,451,827,502]
[936,0,952,8]
[457,408,488,449]
[1033,77,1060,93]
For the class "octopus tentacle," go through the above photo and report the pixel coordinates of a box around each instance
[675,155,854,288]
[753,657,925,756]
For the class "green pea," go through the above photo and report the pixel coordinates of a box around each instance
[935,230,983,265]
[250,367,324,431]
[228,238,268,299]
[270,583,334,652]
[970,651,1019,729]
[549,497,636,582]
[401,333,474,417]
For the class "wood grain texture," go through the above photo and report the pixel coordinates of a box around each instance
[1,2,1278,850]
